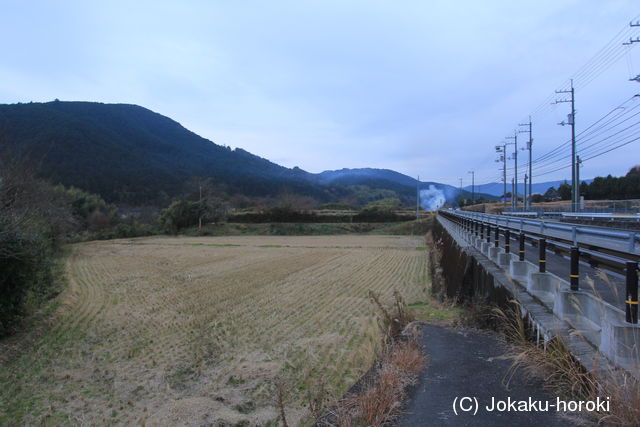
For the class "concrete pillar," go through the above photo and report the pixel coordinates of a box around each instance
[509,260,530,279]
[480,241,490,254]
[488,246,501,262]
[498,252,514,268]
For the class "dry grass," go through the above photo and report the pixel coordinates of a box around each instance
[0,234,428,425]
[320,294,426,427]
[492,300,640,426]
[327,335,426,427]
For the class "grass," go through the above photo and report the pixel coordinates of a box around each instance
[407,300,462,324]
[488,300,640,426]
[318,293,427,426]
[0,234,429,426]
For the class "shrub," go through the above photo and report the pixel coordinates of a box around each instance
[0,210,59,336]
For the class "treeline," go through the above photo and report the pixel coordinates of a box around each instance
[533,166,640,202]
[580,166,640,200]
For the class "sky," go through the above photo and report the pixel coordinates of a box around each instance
[1,0,639,188]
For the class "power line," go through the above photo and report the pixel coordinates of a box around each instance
[523,17,639,122]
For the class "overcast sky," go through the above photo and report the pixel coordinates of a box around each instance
[1,1,639,187]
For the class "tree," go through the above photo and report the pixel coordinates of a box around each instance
[158,197,229,234]
[200,196,229,225]
[543,187,558,202]
[557,183,571,201]
[158,200,200,234]
[579,181,589,199]
[531,194,544,203]
[0,151,73,336]
[55,186,117,231]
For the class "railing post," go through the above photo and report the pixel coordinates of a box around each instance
[519,233,525,261]
[504,229,511,253]
[480,222,484,240]
[629,232,636,253]
[538,238,546,273]
[494,226,500,248]
[625,261,638,324]
[570,247,579,291]
[486,224,491,243]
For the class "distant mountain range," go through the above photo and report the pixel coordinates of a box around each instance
[463,179,595,197]
[0,101,494,207]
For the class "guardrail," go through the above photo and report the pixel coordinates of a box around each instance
[439,209,640,324]
[504,199,640,214]
[448,209,639,255]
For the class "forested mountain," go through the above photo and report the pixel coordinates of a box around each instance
[0,101,335,204]
[0,101,488,207]
[317,168,491,202]
[318,168,420,187]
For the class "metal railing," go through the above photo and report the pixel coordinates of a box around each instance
[439,209,640,324]
[447,209,639,255]
[504,199,640,215]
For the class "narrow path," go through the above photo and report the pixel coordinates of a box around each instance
[397,324,570,426]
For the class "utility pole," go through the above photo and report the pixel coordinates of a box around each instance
[198,182,203,230]
[416,175,420,219]
[576,156,582,210]
[495,143,507,206]
[624,26,640,81]
[518,117,533,209]
[524,174,528,207]
[511,178,515,209]
[468,170,475,205]
[506,131,518,209]
[555,79,577,212]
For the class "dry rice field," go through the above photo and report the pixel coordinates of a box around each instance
[0,235,428,426]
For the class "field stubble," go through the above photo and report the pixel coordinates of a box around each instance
[0,235,428,425]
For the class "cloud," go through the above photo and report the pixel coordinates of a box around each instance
[1,0,639,186]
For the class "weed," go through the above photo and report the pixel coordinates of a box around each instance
[275,380,290,427]
[326,335,426,426]
[233,401,256,414]
[369,290,414,343]
[306,374,330,420]
[316,293,426,426]
[491,300,640,426]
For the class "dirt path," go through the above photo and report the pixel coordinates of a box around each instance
[397,324,570,426]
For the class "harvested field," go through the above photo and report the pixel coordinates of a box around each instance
[0,235,428,425]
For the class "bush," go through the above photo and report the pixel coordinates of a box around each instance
[158,200,200,234]
[0,213,59,336]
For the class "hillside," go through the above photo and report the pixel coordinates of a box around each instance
[0,101,488,207]
[317,168,494,205]
[0,101,332,204]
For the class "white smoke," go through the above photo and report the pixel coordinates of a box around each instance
[419,185,446,211]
